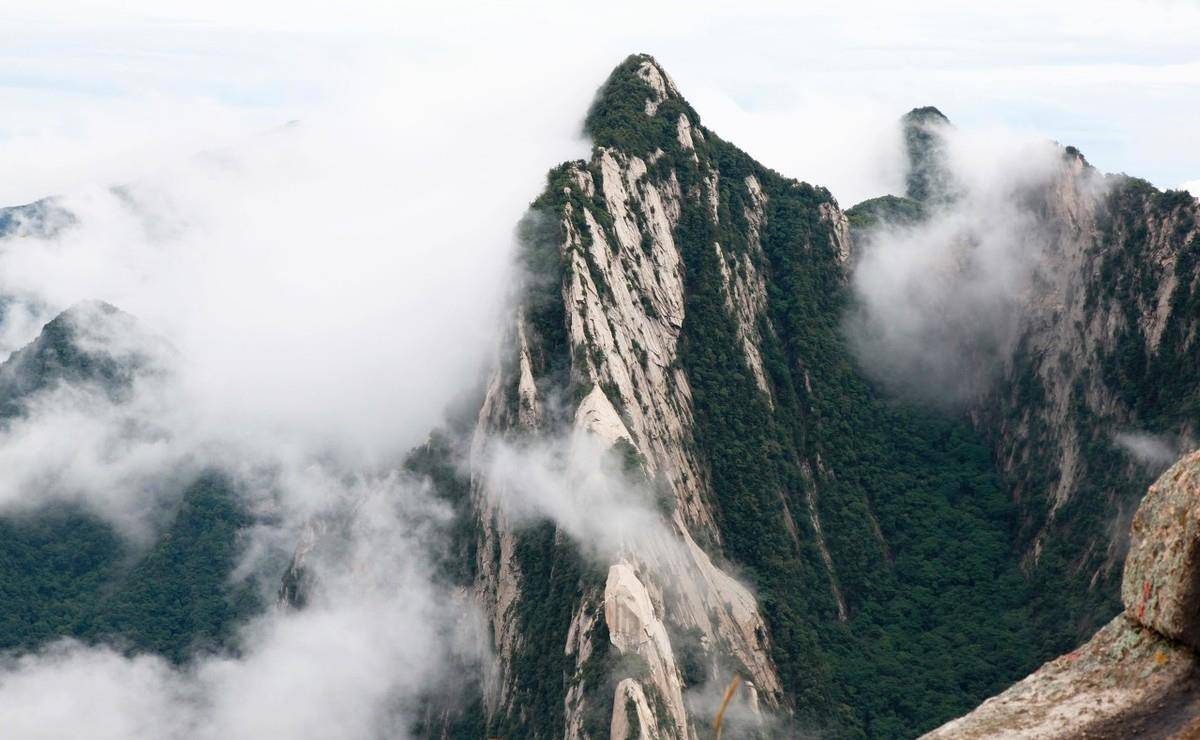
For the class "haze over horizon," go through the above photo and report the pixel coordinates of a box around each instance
[1,0,1197,209]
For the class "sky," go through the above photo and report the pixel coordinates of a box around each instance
[0,0,1198,209]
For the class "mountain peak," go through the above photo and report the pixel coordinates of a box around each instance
[583,54,699,155]
[901,105,957,203]
[0,301,165,418]
[903,105,950,126]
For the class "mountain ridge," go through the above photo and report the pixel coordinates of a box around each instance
[447,53,1200,738]
[441,53,1047,738]
[0,305,256,662]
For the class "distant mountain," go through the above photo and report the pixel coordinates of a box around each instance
[0,304,258,662]
[0,197,74,240]
[0,301,156,417]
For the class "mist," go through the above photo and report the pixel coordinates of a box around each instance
[1113,430,1187,472]
[0,470,480,740]
[846,118,1068,404]
[0,47,608,739]
[0,71,595,464]
[0,33,751,736]
[484,432,670,561]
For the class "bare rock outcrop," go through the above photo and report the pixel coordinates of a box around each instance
[922,615,1200,739]
[604,562,688,736]
[611,678,662,740]
[466,54,796,737]
[1123,451,1200,648]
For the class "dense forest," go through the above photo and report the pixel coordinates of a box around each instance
[0,476,257,662]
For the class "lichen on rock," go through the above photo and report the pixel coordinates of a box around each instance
[1122,450,1200,648]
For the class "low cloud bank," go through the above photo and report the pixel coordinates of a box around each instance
[0,49,606,739]
[484,430,670,561]
[0,469,482,740]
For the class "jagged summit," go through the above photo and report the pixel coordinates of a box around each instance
[583,54,702,155]
[576,53,839,216]
[902,105,950,127]
[843,107,954,225]
[901,105,957,203]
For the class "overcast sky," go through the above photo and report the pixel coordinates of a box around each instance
[0,0,1197,207]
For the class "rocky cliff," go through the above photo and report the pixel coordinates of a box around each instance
[984,155,1200,649]
[445,55,1047,739]
[464,55,799,739]
[849,108,1200,657]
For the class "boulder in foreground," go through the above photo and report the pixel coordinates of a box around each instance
[1123,451,1200,648]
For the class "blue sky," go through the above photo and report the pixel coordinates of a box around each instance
[0,0,1197,205]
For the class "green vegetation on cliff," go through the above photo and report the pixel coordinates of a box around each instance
[564,55,1039,737]
[1004,177,1200,658]
[846,195,927,230]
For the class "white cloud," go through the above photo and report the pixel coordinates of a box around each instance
[484,429,669,561]
[0,38,684,738]
[0,46,603,465]
[0,471,482,740]
[0,645,194,740]
[0,40,604,739]
[1113,431,1182,470]
[846,121,1068,403]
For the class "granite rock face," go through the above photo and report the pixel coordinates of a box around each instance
[466,55,794,738]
